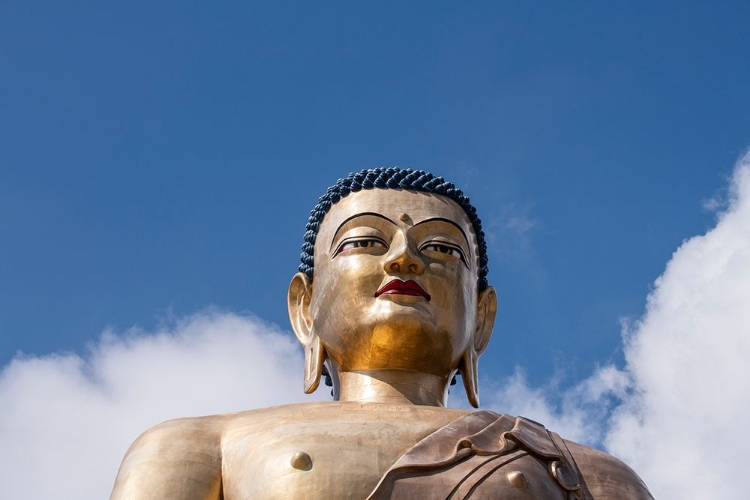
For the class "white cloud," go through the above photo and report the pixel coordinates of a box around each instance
[0,310,324,499]
[604,151,750,500]
[482,150,750,500]
[486,202,539,241]
[478,368,593,443]
[479,364,629,448]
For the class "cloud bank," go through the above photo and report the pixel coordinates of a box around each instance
[483,150,750,500]
[0,311,324,499]
[3,152,750,499]
[606,152,750,499]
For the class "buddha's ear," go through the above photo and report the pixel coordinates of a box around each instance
[288,272,325,394]
[474,286,497,355]
[461,286,498,408]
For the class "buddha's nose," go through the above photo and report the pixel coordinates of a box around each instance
[384,234,424,275]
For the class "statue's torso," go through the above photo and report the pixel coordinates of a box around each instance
[112,402,651,500]
[219,403,572,500]
[220,402,467,500]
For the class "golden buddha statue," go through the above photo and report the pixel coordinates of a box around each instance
[110,168,653,499]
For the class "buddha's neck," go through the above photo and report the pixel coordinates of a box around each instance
[336,370,450,406]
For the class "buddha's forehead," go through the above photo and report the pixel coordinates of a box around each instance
[316,189,475,245]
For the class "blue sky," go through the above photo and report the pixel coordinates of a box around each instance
[3,2,747,382]
[2,3,750,498]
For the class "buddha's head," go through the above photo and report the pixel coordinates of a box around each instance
[288,168,497,407]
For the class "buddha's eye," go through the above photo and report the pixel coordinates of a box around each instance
[422,243,459,256]
[335,238,387,255]
[420,242,468,266]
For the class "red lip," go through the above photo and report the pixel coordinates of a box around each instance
[375,279,431,301]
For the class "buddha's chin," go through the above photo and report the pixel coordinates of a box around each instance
[328,319,458,375]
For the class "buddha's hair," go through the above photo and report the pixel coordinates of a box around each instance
[299,167,489,290]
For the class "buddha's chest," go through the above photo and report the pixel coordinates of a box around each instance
[220,419,570,500]
[221,419,423,500]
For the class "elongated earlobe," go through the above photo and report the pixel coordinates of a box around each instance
[303,335,326,394]
[461,286,498,408]
[460,349,480,408]
[288,272,326,394]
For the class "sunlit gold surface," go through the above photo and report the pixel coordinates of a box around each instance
[111,402,650,499]
[288,189,497,406]
[113,403,469,500]
[309,190,482,374]
[110,188,653,499]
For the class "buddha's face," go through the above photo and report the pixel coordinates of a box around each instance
[306,189,484,376]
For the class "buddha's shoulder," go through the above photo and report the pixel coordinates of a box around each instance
[563,439,654,499]
[122,413,227,459]
[132,402,471,446]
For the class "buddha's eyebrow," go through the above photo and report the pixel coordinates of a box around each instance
[414,217,471,249]
[330,212,397,250]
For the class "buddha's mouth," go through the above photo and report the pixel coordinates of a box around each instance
[375,279,431,301]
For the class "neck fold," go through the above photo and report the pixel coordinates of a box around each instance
[336,370,451,406]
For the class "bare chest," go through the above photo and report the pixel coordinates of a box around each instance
[221,416,434,500]
[218,410,569,500]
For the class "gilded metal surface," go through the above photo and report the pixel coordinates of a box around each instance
[288,189,497,406]
[507,471,528,488]
[290,451,312,471]
[110,188,653,499]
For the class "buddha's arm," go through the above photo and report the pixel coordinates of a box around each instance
[110,418,224,500]
[565,440,654,499]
